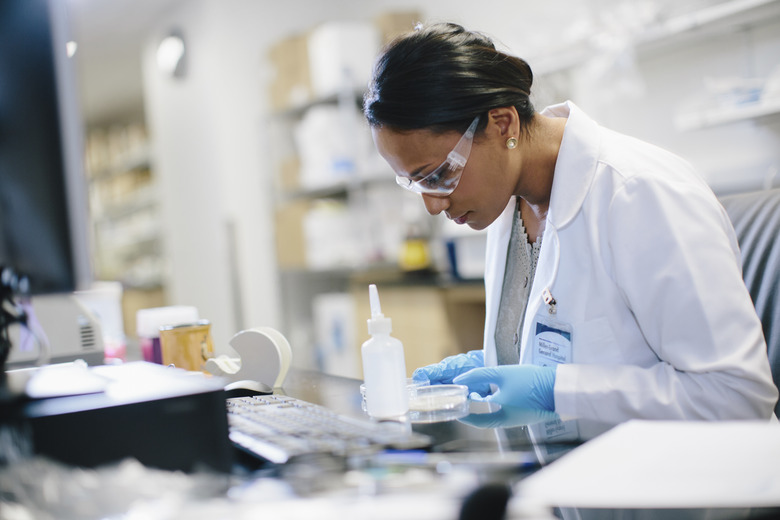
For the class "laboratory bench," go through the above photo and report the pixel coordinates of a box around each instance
[2,367,779,519]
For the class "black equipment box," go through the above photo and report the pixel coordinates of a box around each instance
[3,362,232,473]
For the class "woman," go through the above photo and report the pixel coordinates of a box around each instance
[363,23,777,422]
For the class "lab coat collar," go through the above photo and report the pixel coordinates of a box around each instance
[541,101,601,230]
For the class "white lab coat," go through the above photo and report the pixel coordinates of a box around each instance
[483,101,778,422]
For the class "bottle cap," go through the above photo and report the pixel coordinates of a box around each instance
[136,305,199,338]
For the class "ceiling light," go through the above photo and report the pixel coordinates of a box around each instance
[156,30,186,79]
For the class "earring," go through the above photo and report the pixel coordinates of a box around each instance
[506,137,518,149]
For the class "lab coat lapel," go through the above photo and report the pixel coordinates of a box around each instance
[520,225,560,364]
[519,101,600,363]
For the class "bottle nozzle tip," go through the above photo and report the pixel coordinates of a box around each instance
[369,284,382,317]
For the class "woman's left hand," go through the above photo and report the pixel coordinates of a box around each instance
[454,365,557,411]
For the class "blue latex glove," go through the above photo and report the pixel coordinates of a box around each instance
[412,350,484,385]
[453,365,557,411]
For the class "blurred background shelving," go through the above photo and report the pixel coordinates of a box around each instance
[266,12,488,377]
[65,0,780,373]
[84,121,168,344]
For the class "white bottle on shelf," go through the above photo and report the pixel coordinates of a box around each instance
[361,284,409,418]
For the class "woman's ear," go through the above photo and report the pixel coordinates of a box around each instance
[487,107,520,139]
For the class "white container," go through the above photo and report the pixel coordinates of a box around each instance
[441,218,487,280]
[313,292,358,378]
[294,105,357,189]
[361,284,409,418]
[302,201,360,270]
[307,21,380,98]
[74,281,126,362]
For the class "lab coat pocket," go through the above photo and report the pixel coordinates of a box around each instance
[573,317,620,363]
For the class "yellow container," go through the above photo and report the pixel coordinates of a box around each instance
[399,238,431,271]
[160,320,214,372]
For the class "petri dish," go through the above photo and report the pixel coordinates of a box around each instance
[408,384,469,423]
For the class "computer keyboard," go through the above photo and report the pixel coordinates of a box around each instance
[226,394,432,464]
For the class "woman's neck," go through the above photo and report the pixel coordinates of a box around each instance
[516,114,567,241]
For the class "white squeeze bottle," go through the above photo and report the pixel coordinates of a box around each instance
[361,284,409,418]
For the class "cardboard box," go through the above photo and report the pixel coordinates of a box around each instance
[374,11,422,45]
[268,33,313,111]
[276,156,301,193]
[274,200,310,269]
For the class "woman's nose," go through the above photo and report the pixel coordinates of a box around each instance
[421,194,450,216]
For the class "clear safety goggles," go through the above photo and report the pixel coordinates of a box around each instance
[395,115,480,197]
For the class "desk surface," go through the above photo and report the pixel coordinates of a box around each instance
[275,369,780,518]
[3,367,779,519]
[279,368,592,457]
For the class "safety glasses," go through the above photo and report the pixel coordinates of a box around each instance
[395,116,480,197]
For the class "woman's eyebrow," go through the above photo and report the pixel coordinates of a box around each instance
[408,163,432,178]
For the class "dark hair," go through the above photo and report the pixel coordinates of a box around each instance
[364,23,536,135]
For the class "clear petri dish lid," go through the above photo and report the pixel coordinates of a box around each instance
[409,384,468,411]
[408,384,469,423]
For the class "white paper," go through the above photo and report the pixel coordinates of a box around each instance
[517,419,780,509]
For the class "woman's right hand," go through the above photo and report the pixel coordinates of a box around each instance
[412,350,485,385]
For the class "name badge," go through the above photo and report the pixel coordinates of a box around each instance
[532,314,573,366]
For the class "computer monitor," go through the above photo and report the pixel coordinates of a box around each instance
[0,0,91,295]
[0,0,93,368]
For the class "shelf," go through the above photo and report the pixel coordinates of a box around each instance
[279,173,393,201]
[89,144,151,181]
[271,90,365,120]
[92,185,157,222]
[120,276,165,291]
[637,0,780,51]
[532,0,780,76]
[281,180,350,200]
[674,96,780,130]
[281,261,405,279]
[107,233,161,258]
[279,262,485,292]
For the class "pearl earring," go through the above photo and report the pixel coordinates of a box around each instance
[506,137,518,149]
